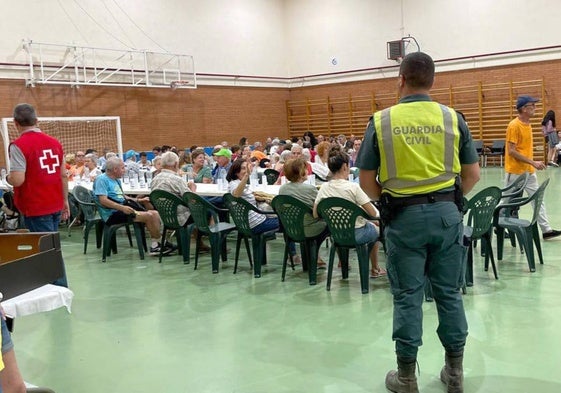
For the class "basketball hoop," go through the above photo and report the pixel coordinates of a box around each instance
[170,80,190,89]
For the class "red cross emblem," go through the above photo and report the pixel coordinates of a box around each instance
[39,149,60,174]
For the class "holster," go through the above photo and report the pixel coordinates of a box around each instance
[453,176,465,213]
[377,193,404,225]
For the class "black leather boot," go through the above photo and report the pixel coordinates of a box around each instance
[440,351,464,393]
[385,358,419,393]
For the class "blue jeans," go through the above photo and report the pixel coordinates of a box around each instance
[252,217,279,234]
[24,212,69,288]
[251,217,297,255]
[24,212,61,232]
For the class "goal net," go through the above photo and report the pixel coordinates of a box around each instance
[1,116,122,171]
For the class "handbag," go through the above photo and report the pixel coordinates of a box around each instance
[123,198,146,212]
[111,182,147,212]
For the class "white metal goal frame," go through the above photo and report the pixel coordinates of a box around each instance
[1,116,122,171]
[23,40,197,89]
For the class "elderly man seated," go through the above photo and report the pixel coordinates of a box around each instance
[151,151,210,251]
[94,156,173,256]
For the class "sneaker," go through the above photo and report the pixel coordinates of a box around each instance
[165,241,178,252]
[548,161,559,167]
[149,243,174,256]
[543,229,561,240]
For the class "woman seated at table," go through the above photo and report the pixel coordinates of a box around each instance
[313,146,386,278]
[279,157,328,268]
[227,158,300,262]
[227,159,279,234]
[188,149,213,183]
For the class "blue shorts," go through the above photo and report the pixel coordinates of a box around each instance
[1,317,14,354]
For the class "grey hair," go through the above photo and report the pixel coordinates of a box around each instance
[105,156,123,172]
[279,150,292,163]
[85,153,98,165]
[160,151,179,167]
[302,148,311,161]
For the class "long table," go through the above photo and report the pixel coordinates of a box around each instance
[68,181,281,197]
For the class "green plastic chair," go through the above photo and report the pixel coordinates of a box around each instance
[100,218,146,263]
[223,193,278,278]
[149,189,194,264]
[493,172,529,250]
[183,192,236,273]
[316,197,377,294]
[72,185,104,254]
[264,169,280,185]
[271,194,329,285]
[93,192,147,263]
[463,186,502,285]
[494,178,549,272]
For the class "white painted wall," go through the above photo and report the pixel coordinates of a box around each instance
[0,0,287,77]
[0,0,560,84]
[285,0,561,77]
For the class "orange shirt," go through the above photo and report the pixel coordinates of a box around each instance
[505,117,535,175]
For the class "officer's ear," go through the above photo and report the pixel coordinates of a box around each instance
[397,74,405,90]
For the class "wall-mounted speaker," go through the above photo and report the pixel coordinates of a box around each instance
[387,40,405,61]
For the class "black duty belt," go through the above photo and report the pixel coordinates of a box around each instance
[397,191,456,208]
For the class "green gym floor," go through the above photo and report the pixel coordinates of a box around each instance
[11,166,561,393]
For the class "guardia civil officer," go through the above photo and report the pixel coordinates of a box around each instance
[356,52,480,393]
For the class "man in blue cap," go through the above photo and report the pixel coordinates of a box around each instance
[504,95,561,240]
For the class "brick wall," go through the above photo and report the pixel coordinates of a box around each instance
[0,81,289,168]
[1,58,560,168]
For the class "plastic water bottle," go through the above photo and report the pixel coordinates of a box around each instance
[261,174,267,187]
[0,168,6,184]
[83,167,90,183]
[308,174,316,186]
[138,169,146,188]
[130,172,138,189]
[220,170,228,191]
[123,170,130,185]
[145,170,152,187]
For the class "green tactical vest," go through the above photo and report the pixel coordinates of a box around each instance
[374,101,461,197]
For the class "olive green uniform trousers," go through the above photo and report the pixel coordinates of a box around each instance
[385,201,467,360]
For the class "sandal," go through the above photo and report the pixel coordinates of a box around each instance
[317,258,327,270]
[370,268,387,278]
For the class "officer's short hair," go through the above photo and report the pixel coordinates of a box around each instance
[13,103,38,127]
[399,52,435,90]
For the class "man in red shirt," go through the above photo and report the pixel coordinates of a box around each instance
[7,103,69,286]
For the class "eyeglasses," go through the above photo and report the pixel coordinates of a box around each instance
[76,154,85,157]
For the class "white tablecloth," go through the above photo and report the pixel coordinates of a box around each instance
[69,181,281,197]
[1,284,74,318]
